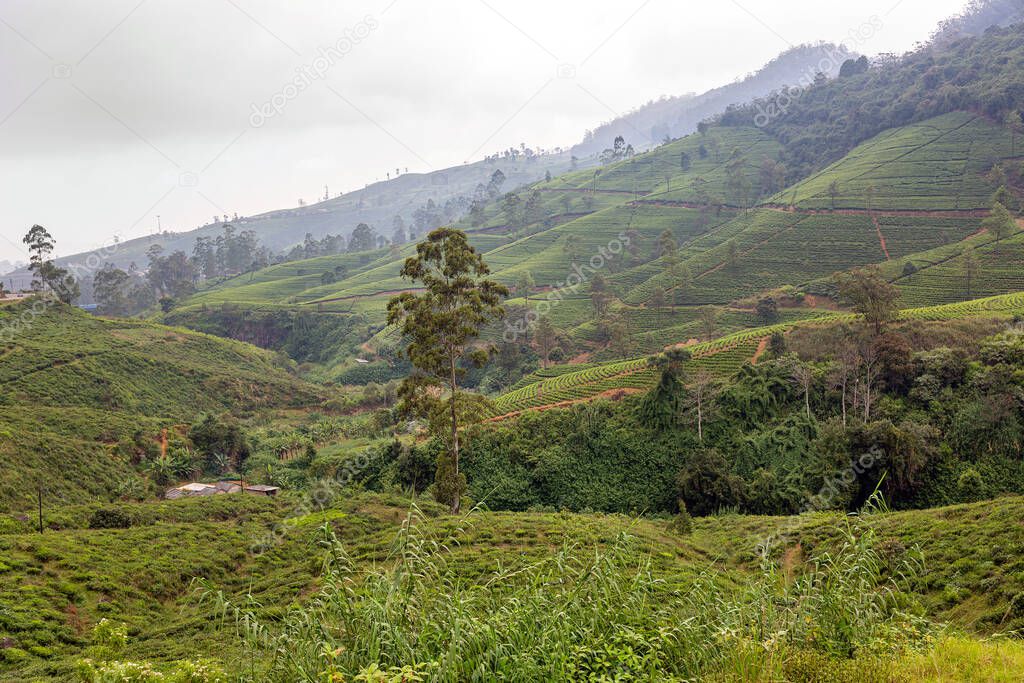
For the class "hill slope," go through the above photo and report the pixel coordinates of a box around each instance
[172,104,1023,381]
[0,300,327,510]
[719,22,1024,179]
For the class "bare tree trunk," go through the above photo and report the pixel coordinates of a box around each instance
[696,392,703,442]
[863,370,872,422]
[852,379,860,422]
[449,353,460,514]
[840,379,847,428]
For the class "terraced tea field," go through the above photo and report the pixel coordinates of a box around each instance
[491,325,791,415]
[493,291,1024,416]
[896,231,1024,307]
[492,356,651,413]
[173,110,1021,383]
[772,112,1012,211]
[543,126,782,199]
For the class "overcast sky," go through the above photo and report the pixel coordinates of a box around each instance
[0,0,969,264]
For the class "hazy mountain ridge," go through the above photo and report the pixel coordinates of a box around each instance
[2,152,577,289]
[571,43,850,157]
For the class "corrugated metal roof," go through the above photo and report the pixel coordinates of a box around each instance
[178,482,212,491]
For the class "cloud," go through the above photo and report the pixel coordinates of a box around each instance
[0,0,968,261]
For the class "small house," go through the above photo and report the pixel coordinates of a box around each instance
[242,484,279,497]
[164,482,219,499]
[163,481,279,499]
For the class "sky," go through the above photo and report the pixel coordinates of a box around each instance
[0,0,970,265]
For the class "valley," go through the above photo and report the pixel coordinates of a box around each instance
[6,2,1024,680]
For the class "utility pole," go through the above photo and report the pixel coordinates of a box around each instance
[37,487,43,534]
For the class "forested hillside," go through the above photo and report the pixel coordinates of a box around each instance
[720,21,1024,179]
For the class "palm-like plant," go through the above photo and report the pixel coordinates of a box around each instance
[146,454,176,486]
[640,348,690,430]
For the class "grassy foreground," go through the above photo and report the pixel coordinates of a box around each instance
[3,492,1024,680]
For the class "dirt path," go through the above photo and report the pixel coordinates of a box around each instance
[640,198,991,219]
[781,544,804,581]
[870,213,891,260]
[535,187,641,195]
[751,336,770,365]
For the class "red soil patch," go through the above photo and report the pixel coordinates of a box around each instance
[665,338,699,351]
[802,294,840,310]
[781,543,804,582]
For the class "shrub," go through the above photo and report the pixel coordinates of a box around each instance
[92,619,129,648]
[332,361,404,385]
[956,467,985,503]
[676,448,744,516]
[88,508,133,530]
[668,500,693,535]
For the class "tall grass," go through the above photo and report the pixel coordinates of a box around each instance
[200,497,933,681]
